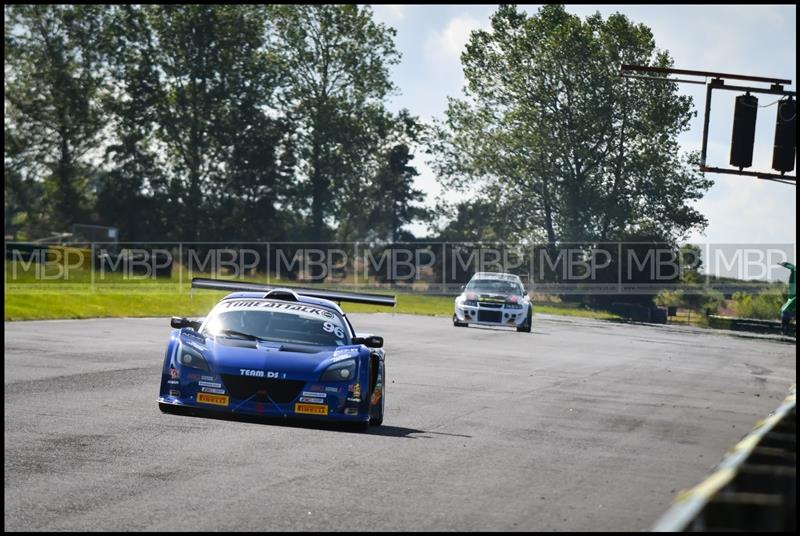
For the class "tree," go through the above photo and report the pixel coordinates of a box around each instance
[678,243,703,283]
[93,5,171,241]
[369,142,426,242]
[266,4,400,242]
[94,5,294,242]
[5,4,108,233]
[121,5,291,241]
[432,199,511,243]
[429,4,712,246]
[5,5,428,247]
[335,109,428,242]
[5,123,47,239]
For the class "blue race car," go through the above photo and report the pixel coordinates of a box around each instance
[158,278,394,430]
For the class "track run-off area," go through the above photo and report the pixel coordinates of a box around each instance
[4,313,796,531]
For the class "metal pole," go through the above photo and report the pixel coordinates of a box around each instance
[620,64,792,85]
[700,81,716,168]
[623,64,796,185]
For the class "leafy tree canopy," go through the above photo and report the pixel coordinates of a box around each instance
[428,4,712,245]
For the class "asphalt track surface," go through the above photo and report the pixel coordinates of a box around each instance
[4,313,796,531]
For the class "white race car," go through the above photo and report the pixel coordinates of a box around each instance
[453,272,532,332]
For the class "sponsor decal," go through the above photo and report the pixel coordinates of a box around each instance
[201,387,226,395]
[168,366,179,380]
[325,386,340,393]
[167,380,179,385]
[371,387,383,405]
[299,397,325,404]
[302,391,326,398]
[197,393,230,406]
[198,380,222,388]
[295,403,328,416]
[169,389,181,397]
[187,373,202,381]
[321,321,345,340]
[344,408,359,416]
[196,392,229,407]
[308,384,325,392]
[201,375,215,381]
[223,300,335,319]
[352,383,361,398]
[240,369,283,379]
[347,397,361,403]
[333,347,359,360]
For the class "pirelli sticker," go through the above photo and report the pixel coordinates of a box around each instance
[295,403,328,416]
[197,392,229,407]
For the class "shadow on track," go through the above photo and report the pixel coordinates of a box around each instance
[158,404,430,437]
[461,324,548,335]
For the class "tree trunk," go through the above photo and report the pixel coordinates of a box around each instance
[601,81,628,241]
[309,124,326,280]
[56,128,76,227]
[311,134,324,242]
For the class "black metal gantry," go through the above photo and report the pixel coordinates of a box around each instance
[620,65,796,185]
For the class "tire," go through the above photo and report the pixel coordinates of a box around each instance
[369,414,383,426]
[353,420,370,432]
[517,306,532,333]
[159,402,179,414]
[453,313,467,327]
[370,389,384,426]
[369,363,384,427]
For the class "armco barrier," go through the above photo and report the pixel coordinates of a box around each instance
[708,315,792,336]
[46,245,94,270]
[652,385,796,531]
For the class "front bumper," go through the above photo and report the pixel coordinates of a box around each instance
[455,304,528,327]
[159,374,372,422]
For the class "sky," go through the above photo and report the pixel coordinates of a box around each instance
[369,4,797,255]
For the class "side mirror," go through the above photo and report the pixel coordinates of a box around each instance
[460,285,466,292]
[353,335,383,348]
[171,316,201,331]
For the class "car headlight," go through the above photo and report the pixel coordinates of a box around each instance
[463,299,478,307]
[320,359,356,382]
[505,303,523,309]
[179,345,210,371]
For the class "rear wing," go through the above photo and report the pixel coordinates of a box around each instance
[191,277,396,307]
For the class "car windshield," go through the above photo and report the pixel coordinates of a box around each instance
[202,299,349,347]
[466,279,523,295]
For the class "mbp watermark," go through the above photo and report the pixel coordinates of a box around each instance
[4,241,794,296]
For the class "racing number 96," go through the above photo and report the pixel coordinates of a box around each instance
[322,322,345,339]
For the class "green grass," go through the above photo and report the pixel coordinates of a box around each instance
[4,287,618,322]
[5,289,227,321]
[531,302,620,320]
[4,260,618,322]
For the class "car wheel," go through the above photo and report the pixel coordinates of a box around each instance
[159,402,179,414]
[370,391,384,426]
[453,314,467,327]
[517,306,532,333]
